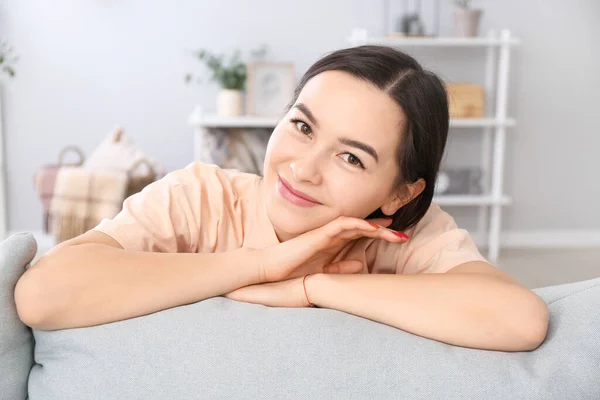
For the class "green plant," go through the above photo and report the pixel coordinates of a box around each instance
[454,0,471,8]
[185,45,267,91]
[0,40,18,78]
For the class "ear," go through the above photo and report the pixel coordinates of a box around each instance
[380,178,426,216]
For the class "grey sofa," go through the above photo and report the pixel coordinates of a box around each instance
[1,232,599,400]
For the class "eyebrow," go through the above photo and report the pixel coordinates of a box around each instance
[293,102,379,163]
[293,103,319,129]
[339,138,379,163]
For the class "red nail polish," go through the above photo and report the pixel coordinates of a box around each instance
[368,222,379,229]
[392,231,409,240]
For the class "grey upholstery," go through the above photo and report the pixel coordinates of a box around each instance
[1,232,599,399]
[0,232,37,400]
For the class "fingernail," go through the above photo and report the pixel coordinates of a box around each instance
[392,231,409,240]
[368,222,379,229]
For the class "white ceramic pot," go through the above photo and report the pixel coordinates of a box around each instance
[217,89,244,117]
[453,8,482,37]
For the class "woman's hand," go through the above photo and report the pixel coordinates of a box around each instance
[257,216,409,283]
[224,276,312,308]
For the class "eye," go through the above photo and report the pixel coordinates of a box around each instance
[291,118,312,137]
[339,153,365,169]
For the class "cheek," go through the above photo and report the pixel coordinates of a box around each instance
[326,178,382,216]
[265,127,294,165]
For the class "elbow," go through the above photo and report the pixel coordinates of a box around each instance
[521,296,550,351]
[14,250,68,330]
[14,271,53,329]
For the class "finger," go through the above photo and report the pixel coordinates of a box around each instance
[320,216,408,247]
[324,259,364,274]
[329,216,382,236]
[328,215,408,242]
[352,217,400,237]
[342,226,410,243]
[366,217,393,228]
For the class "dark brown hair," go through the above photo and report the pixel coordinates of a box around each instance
[285,45,449,232]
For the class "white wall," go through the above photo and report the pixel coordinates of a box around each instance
[1,0,599,238]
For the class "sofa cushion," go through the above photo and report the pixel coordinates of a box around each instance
[0,232,38,400]
[28,273,600,399]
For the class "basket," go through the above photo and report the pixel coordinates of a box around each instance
[125,158,158,198]
[57,145,85,167]
[57,145,158,198]
[34,144,160,239]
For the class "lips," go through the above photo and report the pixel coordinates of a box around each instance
[278,176,321,206]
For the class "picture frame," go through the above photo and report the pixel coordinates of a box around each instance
[246,62,295,117]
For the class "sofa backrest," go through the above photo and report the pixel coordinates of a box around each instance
[0,232,38,400]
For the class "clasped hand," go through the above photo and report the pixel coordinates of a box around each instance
[223,216,408,308]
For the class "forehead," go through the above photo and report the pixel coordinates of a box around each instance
[295,70,405,154]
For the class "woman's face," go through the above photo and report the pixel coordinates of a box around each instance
[263,70,408,241]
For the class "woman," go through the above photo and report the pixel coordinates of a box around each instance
[15,45,549,352]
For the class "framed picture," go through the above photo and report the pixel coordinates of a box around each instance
[246,62,295,117]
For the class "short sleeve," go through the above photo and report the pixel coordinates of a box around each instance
[368,203,489,275]
[400,228,488,274]
[92,162,203,253]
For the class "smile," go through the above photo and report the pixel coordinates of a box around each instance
[277,176,321,207]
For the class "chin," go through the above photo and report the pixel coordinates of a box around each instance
[266,202,318,236]
[268,197,341,240]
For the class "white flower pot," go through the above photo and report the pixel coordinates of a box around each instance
[453,8,482,37]
[217,89,244,117]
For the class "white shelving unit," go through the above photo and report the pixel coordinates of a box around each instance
[190,113,280,128]
[189,29,519,262]
[346,34,520,47]
[348,28,520,262]
[189,114,516,129]
[0,85,7,240]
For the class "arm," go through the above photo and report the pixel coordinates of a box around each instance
[305,261,549,352]
[14,230,261,331]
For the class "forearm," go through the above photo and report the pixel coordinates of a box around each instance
[15,244,260,330]
[306,273,548,352]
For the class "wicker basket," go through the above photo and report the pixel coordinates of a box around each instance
[125,158,158,198]
[57,146,158,198]
[57,146,85,167]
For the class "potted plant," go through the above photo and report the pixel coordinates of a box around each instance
[0,40,18,78]
[452,0,483,37]
[186,46,266,117]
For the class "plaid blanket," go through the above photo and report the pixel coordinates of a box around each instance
[34,164,61,233]
[38,166,127,243]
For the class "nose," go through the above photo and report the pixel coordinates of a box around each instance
[290,155,323,186]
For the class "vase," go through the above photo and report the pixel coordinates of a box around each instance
[217,89,244,117]
[453,7,482,37]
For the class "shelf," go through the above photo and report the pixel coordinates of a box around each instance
[190,115,515,129]
[434,195,512,206]
[347,35,520,47]
[450,118,515,127]
[189,115,279,128]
